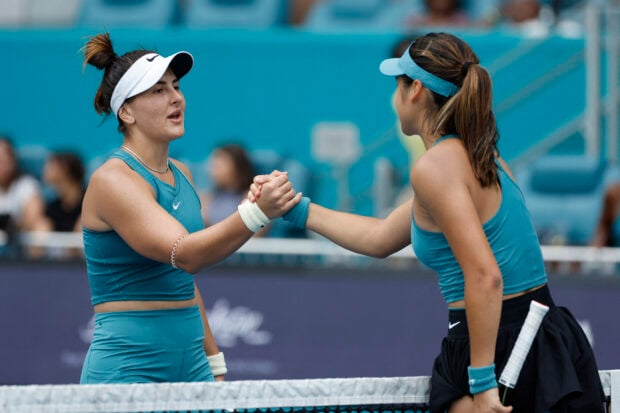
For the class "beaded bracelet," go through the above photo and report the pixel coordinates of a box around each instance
[170,233,188,269]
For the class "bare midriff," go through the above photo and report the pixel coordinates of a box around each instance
[94,297,197,313]
[447,283,546,309]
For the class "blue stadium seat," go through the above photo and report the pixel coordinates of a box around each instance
[515,155,607,246]
[77,0,177,28]
[183,0,285,28]
[304,0,394,30]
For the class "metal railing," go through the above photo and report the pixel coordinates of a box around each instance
[3,231,620,271]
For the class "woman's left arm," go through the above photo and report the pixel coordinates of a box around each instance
[175,163,226,380]
[194,283,225,381]
[411,154,503,370]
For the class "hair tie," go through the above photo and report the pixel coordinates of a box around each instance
[461,61,474,76]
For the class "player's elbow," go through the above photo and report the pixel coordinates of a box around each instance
[174,258,201,275]
[371,247,394,259]
[363,242,395,258]
[365,236,406,258]
[483,270,503,293]
[469,268,503,293]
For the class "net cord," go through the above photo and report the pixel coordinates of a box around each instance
[0,372,617,413]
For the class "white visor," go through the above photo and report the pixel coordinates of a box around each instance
[110,51,193,116]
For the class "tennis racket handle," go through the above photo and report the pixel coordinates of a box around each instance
[498,300,549,389]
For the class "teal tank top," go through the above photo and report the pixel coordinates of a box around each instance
[411,136,547,303]
[83,150,204,305]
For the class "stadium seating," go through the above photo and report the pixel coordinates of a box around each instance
[183,0,285,28]
[0,0,82,27]
[303,0,399,30]
[77,0,177,28]
[515,155,609,246]
[302,0,501,30]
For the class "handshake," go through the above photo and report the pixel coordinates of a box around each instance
[237,170,310,233]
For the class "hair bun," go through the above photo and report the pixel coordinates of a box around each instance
[83,33,118,71]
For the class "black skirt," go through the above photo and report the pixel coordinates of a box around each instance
[429,285,606,413]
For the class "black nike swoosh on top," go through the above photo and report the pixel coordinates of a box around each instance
[146,55,159,62]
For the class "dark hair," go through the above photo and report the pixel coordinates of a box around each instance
[50,151,85,186]
[424,0,462,13]
[406,32,499,187]
[213,143,255,193]
[82,33,154,132]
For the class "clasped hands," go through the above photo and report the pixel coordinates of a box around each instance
[245,170,301,219]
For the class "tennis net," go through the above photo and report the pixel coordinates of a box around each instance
[1,371,618,413]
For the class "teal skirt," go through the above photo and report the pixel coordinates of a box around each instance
[81,305,214,383]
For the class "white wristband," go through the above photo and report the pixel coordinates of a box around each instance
[207,351,227,377]
[237,201,271,232]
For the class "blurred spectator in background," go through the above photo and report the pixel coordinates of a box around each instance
[405,0,471,27]
[499,0,555,37]
[0,136,45,255]
[289,0,318,25]
[591,183,620,248]
[36,151,86,233]
[501,0,541,24]
[200,143,266,234]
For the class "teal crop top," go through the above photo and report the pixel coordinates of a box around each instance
[83,150,204,305]
[411,136,547,304]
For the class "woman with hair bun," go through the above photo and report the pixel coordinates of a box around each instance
[79,33,300,384]
[255,32,605,412]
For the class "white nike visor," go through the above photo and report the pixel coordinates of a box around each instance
[110,51,193,117]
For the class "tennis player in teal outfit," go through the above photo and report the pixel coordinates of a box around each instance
[255,32,605,412]
[80,33,301,384]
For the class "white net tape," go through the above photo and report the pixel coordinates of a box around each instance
[1,372,617,413]
[0,376,431,413]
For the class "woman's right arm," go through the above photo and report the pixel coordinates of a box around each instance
[83,164,299,273]
[305,200,412,258]
[251,173,411,258]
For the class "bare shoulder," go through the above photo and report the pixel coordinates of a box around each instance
[87,158,153,198]
[83,158,155,230]
[410,138,471,192]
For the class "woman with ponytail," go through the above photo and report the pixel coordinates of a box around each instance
[79,33,300,384]
[256,33,604,412]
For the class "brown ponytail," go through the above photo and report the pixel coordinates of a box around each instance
[409,33,499,187]
[81,33,153,122]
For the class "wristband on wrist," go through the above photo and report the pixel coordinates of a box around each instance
[282,196,310,229]
[238,201,271,232]
[468,364,498,395]
[207,352,227,377]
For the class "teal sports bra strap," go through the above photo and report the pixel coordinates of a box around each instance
[433,134,458,146]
